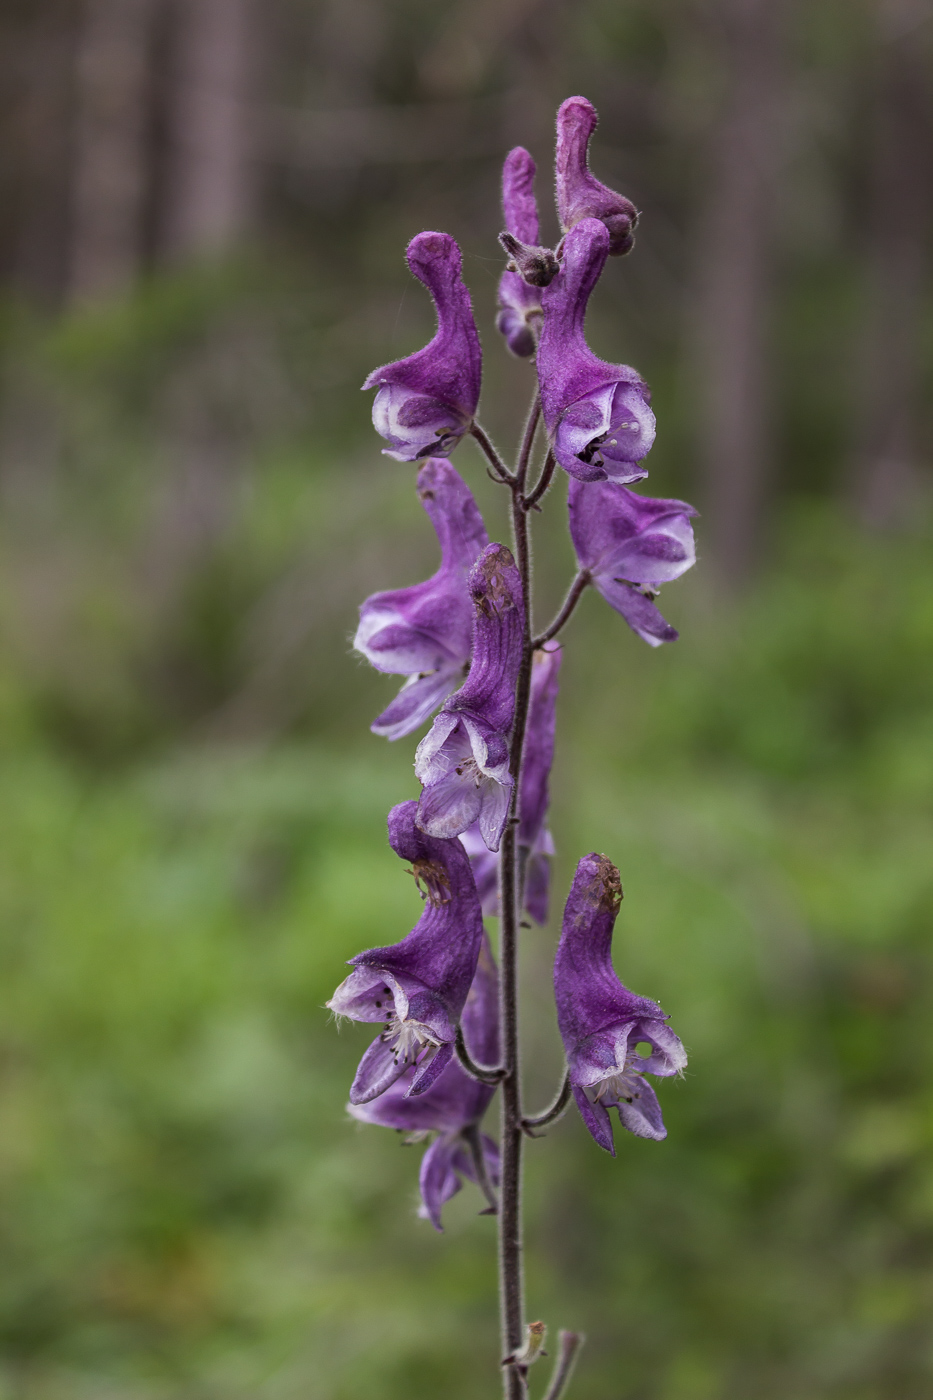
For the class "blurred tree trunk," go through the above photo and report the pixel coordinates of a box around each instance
[160,0,256,262]
[69,0,158,303]
[689,0,785,587]
[851,0,932,527]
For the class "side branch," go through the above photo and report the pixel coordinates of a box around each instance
[522,448,556,511]
[471,422,515,484]
[462,1123,499,1215]
[514,394,541,489]
[522,1071,571,1135]
[533,572,590,648]
[542,1331,585,1400]
[456,1025,506,1085]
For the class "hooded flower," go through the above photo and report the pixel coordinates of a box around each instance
[415,543,524,853]
[569,478,697,646]
[496,148,558,359]
[556,95,639,256]
[328,801,485,1105]
[537,219,655,483]
[348,934,501,1231]
[354,459,489,739]
[460,644,561,924]
[554,853,686,1154]
[363,231,482,461]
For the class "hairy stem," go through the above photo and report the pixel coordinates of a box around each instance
[471,422,515,483]
[533,571,590,648]
[522,1071,571,1135]
[497,388,540,1400]
[542,1331,585,1400]
[455,1025,505,1085]
[523,447,557,511]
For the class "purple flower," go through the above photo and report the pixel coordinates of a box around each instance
[554,853,686,1154]
[415,544,524,853]
[328,801,485,1105]
[354,459,489,739]
[495,148,558,359]
[460,644,561,924]
[537,218,655,484]
[569,478,697,646]
[363,231,482,461]
[556,96,639,257]
[349,934,501,1231]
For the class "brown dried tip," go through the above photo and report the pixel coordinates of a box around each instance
[593,853,623,913]
[499,232,560,288]
[409,858,451,905]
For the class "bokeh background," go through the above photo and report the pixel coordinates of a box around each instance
[0,1,932,1397]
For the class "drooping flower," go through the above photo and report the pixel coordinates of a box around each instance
[349,934,501,1231]
[537,218,655,483]
[460,644,561,924]
[415,543,524,852]
[568,478,697,646]
[328,801,485,1105]
[555,95,639,256]
[363,231,482,461]
[354,459,489,739]
[496,148,558,359]
[554,853,686,1154]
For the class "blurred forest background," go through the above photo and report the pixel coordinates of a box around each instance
[0,0,932,1397]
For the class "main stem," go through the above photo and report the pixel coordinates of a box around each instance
[498,391,539,1399]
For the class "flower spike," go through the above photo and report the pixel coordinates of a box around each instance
[415,543,524,852]
[328,801,485,1105]
[568,480,697,646]
[349,934,501,1231]
[354,459,489,738]
[496,148,558,358]
[554,853,686,1154]
[556,96,639,256]
[363,231,482,461]
[537,218,656,483]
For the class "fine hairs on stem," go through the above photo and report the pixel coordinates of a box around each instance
[339,94,699,1399]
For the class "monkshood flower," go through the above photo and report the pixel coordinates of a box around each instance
[496,148,558,359]
[363,231,482,461]
[554,853,686,1153]
[555,95,639,256]
[328,800,484,1104]
[354,459,488,739]
[568,478,697,647]
[537,218,655,483]
[460,644,561,924]
[348,934,501,1231]
[415,543,524,852]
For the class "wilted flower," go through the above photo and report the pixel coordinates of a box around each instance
[556,96,639,256]
[328,801,485,1104]
[354,459,488,738]
[554,853,686,1153]
[461,644,561,923]
[496,148,558,358]
[415,544,524,852]
[568,479,697,646]
[363,231,482,461]
[538,219,655,483]
[349,934,501,1231]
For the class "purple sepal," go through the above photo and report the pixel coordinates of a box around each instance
[348,935,501,1230]
[416,544,524,852]
[496,148,553,359]
[363,232,482,460]
[355,460,489,739]
[460,644,561,923]
[537,219,655,482]
[328,801,484,1105]
[418,1132,500,1232]
[556,96,639,256]
[554,853,686,1154]
[569,479,697,647]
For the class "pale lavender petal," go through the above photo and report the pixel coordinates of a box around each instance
[572,1085,615,1156]
[371,666,463,741]
[419,1135,463,1231]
